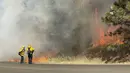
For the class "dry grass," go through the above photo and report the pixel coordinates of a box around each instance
[46,44,130,64]
[48,57,105,64]
[46,57,130,64]
[86,44,130,63]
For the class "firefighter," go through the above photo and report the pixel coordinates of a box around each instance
[18,46,25,64]
[27,45,34,64]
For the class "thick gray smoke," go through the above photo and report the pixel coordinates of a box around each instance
[0,0,116,60]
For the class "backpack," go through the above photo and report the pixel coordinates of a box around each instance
[18,52,21,56]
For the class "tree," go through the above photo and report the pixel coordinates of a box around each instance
[102,0,130,43]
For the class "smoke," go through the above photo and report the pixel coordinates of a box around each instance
[0,0,116,60]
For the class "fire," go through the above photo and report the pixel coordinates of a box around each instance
[8,56,49,63]
[8,50,57,63]
[93,27,124,47]
[93,8,124,47]
[8,59,19,62]
[99,28,106,45]
[25,56,48,63]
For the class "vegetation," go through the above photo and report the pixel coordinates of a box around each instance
[102,0,130,42]
[86,44,130,63]
[85,0,130,63]
[50,0,130,64]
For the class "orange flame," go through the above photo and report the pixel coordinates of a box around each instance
[92,8,123,47]
[8,50,57,63]
[8,59,19,62]
[25,56,48,63]
[93,27,124,47]
[8,56,48,63]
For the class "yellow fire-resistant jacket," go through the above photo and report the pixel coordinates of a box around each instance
[26,46,35,54]
[19,47,25,56]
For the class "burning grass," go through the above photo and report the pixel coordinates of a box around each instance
[8,56,104,64]
[8,26,129,64]
[8,51,130,64]
[8,56,48,64]
[49,44,130,64]
[8,34,128,64]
